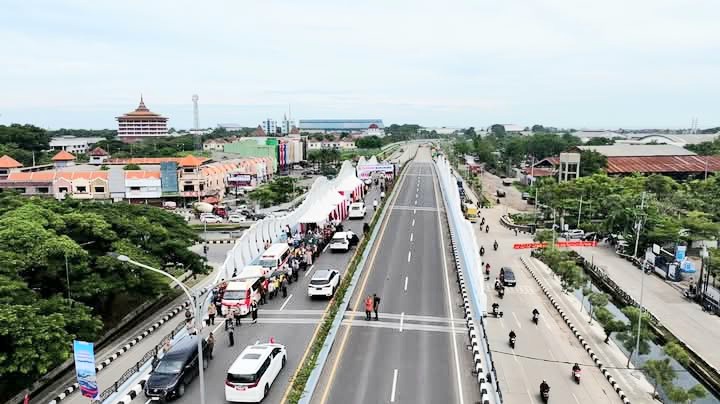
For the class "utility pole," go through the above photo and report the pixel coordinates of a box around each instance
[577,195,583,229]
[630,192,647,367]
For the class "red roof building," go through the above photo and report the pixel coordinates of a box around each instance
[0,155,22,169]
[52,150,76,161]
[116,96,169,144]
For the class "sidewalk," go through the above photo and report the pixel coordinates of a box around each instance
[571,243,720,374]
[526,257,655,402]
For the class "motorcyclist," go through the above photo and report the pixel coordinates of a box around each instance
[494,278,501,290]
[493,240,499,250]
[485,225,490,233]
[572,363,581,373]
[509,330,516,340]
[498,285,505,297]
[540,380,550,393]
[532,308,540,319]
[492,302,500,315]
[480,246,485,256]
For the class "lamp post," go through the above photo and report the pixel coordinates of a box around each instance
[65,241,96,307]
[109,253,206,404]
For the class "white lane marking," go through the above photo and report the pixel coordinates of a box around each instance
[399,312,405,332]
[391,369,399,402]
[412,219,415,227]
[416,193,419,198]
[323,243,330,252]
[279,294,293,311]
[547,349,557,361]
[526,389,535,404]
[305,264,315,277]
[572,393,580,404]
[212,320,225,334]
[404,276,408,292]
[433,172,465,404]
[407,251,412,262]
[512,312,522,329]
[410,233,414,242]
[413,209,416,214]
[414,200,417,205]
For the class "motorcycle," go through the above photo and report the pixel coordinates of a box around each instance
[541,388,550,403]
[490,306,504,318]
[498,288,505,299]
[532,314,539,325]
[573,369,581,384]
[493,242,498,251]
[509,336,516,349]
[485,225,490,233]
[480,247,485,257]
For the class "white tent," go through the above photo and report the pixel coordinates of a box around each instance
[297,198,336,224]
[368,156,378,164]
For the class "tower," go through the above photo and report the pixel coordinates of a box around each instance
[192,94,199,130]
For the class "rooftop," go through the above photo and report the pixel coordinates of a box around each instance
[0,155,23,169]
[573,144,695,157]
[88,147,109,156]
[52,150,76,161]
[117,96,167,121]
[605,155,720,174]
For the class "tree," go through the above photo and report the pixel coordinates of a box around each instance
[617,306,653,366]
[124,163,141,170]
[666,384,707,403]
[453,140,472,157]
[465,127,477,137]
[587,292,609,324]
[355,136,382,149]
[643,359,675,397]
[531,124,546,133]
[579,150,607,176]
[490,124,506,137]
[595,307,627,343]
[585,137,615,146]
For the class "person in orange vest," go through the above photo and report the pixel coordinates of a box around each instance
[364,295,373,321]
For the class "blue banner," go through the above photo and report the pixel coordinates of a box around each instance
[676,245,687,261]
[73,340,99,399]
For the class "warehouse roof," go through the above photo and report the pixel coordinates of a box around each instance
[572,144,695,157]
[605,155,720,174]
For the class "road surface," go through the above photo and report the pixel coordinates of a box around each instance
[312,147,481,404]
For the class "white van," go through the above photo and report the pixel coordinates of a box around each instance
[258,243,292,271]
[225,343,287,403]
[240,265,271,280]
[221,280,262,316]
[348,202,366,219]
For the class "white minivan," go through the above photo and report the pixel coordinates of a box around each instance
[348,202,366,219]
[221,279,262,316]
[225,343,287,403]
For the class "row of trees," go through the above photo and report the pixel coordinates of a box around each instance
[532,244,706,402]
[0,193,205,398]
[247,177,302,208]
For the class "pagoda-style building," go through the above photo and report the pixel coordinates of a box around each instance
[116,96,169,143]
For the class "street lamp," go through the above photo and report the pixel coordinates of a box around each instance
[108,253,206,404]
[65,241,95,307]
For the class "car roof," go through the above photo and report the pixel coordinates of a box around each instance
[312,269,336,279]
[332,232,349,237]
[228,343,285,374]
[165,335,203,361]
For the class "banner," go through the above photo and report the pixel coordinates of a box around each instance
[73,340,99,399]
[513,240,598,249]
[357,164,395,180]
[675,245,687,261]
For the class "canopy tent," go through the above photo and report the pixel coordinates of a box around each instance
[337,175,364,201]
[297,198,336,225]
[367,156,378,164]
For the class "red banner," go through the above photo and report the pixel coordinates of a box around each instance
[513,241,598,249]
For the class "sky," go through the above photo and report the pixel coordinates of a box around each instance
[1,0,719,130]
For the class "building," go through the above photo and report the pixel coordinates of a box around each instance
[490,124,525,134]
[125,171,162,200]
[299,119,384,133]
[307,138,357,150]
[88,147,109,165]
[49,136,104,154]
[280,115,295,135]
[51,150,76,169]
[117,96,169,143]
[574,144,695,157]
[261,119,278,136]
[362,123,385,137]
[0,155,23,180]
[217,124,247,132]
[616,133,720,147]
[203,138,230,151]
[571,130,625,142]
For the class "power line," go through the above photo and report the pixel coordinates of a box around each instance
[490,349,690,373]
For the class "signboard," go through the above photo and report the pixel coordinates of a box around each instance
[73,340,99,399]
[675,245,687,261]
[228,174,252,186]
[357,164,395,180]
[513,241,598,249]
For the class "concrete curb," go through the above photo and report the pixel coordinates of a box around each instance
[113,375,150,404]
[195,239,238,245]
[47,286,210,404]
[519,256,632,404]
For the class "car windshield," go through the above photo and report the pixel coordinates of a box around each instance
[504,272,515,279]
[331,237,346,244]
[154,359,184,375]
[259,259,276,267]
[227,373,257,384]
[351,206,360,210]
[223,290,246,300]
[310,278,330,285]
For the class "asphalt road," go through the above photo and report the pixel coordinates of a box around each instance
[476,207,625,404]
[312,147,481,404]
[126,189,382,404]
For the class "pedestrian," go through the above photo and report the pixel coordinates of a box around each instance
[281,275,288,298]
[207,332,215,359]
[251,302,258,324]
[259,283,267,305]
[292,259,299,282]
[373,199,378,210]
[227,321,235,347]
[514,229,518,236]
[380,191,385,200]
[373,293,381,321]
[268,277,276,300]
[214,298,222,319]
[364,295,373,321]
[287,265,293,284]
[233,306,242,327]
[363,222,370,234]
[225,314,233,331]
[207,302,217,325]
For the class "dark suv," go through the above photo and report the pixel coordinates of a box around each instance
[145,335,209,400]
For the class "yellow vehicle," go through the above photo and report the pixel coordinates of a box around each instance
[463,202,478,223]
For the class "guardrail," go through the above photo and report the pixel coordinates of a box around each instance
[434,155,500,404]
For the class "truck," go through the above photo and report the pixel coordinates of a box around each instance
[462,202,478,223]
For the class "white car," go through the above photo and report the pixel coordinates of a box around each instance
[308,269,340,298]
[201,215,223,223]
[225,343,287,403]
[329,232,351,252]
[561,229,585,240]
[228,214,247,223]
[348,202,366,219]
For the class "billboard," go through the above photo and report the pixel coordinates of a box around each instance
[73,340,99,399]
[357,164,395,180]
[513,241,598,249]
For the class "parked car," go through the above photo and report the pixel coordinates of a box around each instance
[521,192,530,200]
[496,189,506,198]
[502,179,513,186]
[329,231,357,252]
[145,335,210,400]
[348,202,367,219]
[224,342,287,403]
[228,214,247,223]
[561,229,585,240]
[308,269,340,298]
[292,164,303,170]
[501,268,517,287]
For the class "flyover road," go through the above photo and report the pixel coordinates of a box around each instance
[476,206,627,404]
[312,147,481,404]
[125,189,381,404]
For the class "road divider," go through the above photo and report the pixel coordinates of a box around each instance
[520,256,632,404]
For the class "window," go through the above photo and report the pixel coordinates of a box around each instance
[38,187,49,194]
[271,348,282,358]
[257,357,271,378]
[94,186,105,193]
[76,186,87,193]
[14,188,26,193]
[130,186,141,191]
[183,185,195,192]
[59,187,68,193]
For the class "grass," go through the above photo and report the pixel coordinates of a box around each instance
[285,153,414,403]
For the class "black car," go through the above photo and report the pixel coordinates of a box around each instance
[145,335,209,400]
[501,268,517,287]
